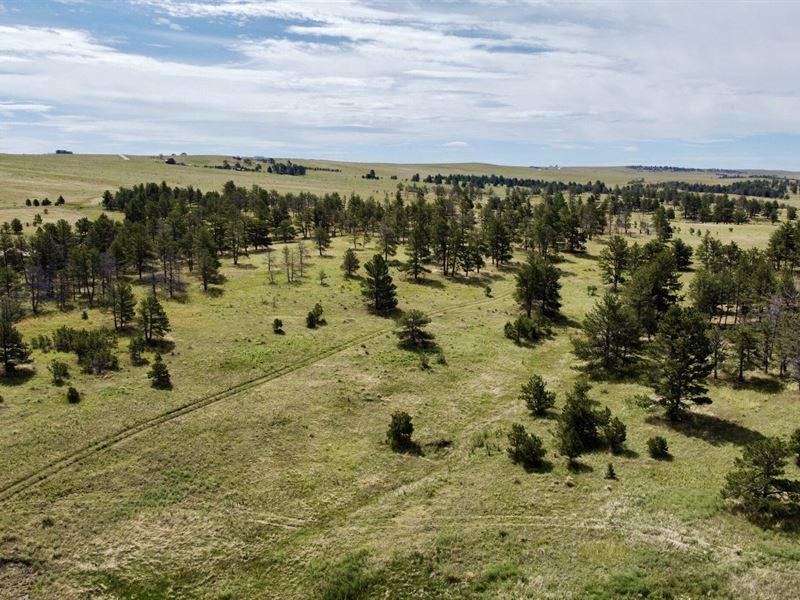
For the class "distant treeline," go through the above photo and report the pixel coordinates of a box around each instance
[627,165,744,174]
[411,172,792,199]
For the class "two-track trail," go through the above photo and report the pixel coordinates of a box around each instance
[0,292,510,504]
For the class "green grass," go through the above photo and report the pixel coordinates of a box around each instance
[0,157,799,598]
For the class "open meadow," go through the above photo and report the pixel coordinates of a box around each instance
[0,156,799,599]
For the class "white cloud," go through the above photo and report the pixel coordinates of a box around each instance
[443,141,469,148]
[1,1,800,160]
[154,17,183,31]
[0,101,52,115]
[623,145,638,153]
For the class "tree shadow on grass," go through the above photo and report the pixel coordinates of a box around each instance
[567,460,594,474]
[204,286,224,298]
[733,376,785,394]
[408,277,445,289]
[522,460,554,474]
[0,368,35,386]
[646,413,765,447]
[393,441,423,456]
[147,339,176,354]
[614,447,641,459]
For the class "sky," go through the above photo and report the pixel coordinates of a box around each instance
[1,0,800,169]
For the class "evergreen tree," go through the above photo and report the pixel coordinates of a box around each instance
[387,411,414,452]
[624,250,681,337]
[401,219,432,281]
[652,206,673,242]
[519,374,556,417]
[362,255,397,314]
[572,292,642,374]
[726,325,761,383]
[138,294,171,343]
[128,335,146,365]
[722,437,798,517]
[194,227,220,291]
[598,235,629,291]
[649,305,712,420]
[514,253,561,318]
[507,424,547,470]
[109,280,136,330]
[0,297,30,375]
[313,225,331,256]
[341,248,360,277]
[395,309,434,348]
[148,353,172,388]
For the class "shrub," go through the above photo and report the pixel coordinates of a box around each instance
[148,354,171,389]
[312,302,326,324]
[789,428,800,466]
[48,359,69,385]
[306,311,317,328]
[128,335,146,365]
[647,436,670,459]
[53,326,118,374]
[396,309,434,349]
[519,375,555,417]
[602,417,627,454]
[272,318,284,334]
[722,437,798,519]
[605,463,617,480]
[504,315,547,345]
[31,334,52,352]
[387,411,414,452]
[506,423,546,470]
[418,352,430,370]
[66,386,80,404]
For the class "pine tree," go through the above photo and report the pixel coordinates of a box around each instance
[519,374,556,417]
[194,227,219,291]
[148,353,172,388]
[514,253,561,317]
[649,305,712,420]
[572,292,642,374]
[726,325,761,383]
[314,225,331,256]
[401,219,432,281]
[109,280,136,330]
[362,255,397,314]
[395,309,434,348]
[387,411,414,452]
[341,248,360,277]
[0,297,30,375]
[507,424,547,470]
[598,235,629,291]
[138,294,171,343]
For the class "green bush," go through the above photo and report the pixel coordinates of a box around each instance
[387,411,414,452]
[647,436,670,459]
[48,359,70,385]
[148,354,172,389]
[66,386,80,404]
[506,423,546,470]
[519,374,555,417]
[306,311,317,328]
[602,417,627,454]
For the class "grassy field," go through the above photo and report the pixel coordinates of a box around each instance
[0,157,799,598]
[3,153,798,226]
